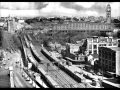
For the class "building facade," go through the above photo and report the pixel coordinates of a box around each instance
[51,21,113,31]
[87,36,120,55]
[7,16,16,33]
[98,47,120,77]
[106,4,111,24]
[48,4,113,37]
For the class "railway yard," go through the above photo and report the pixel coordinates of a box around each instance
[23,33,87,88]
[23,33,97,88]
[1,31,118,88]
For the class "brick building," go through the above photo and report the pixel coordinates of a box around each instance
[98,46,120,77]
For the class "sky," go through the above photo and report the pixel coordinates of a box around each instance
[0,2,120,17]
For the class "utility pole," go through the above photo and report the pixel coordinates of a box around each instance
[47,63,50,73]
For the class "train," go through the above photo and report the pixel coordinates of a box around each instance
[41,46,104,88]
[37,67,61,88]
[24,35,30,48]
[29,42,44,63]
[41,46,82,83]
[23,46,60,88]
[23,37,60,88]
[26,48,38,68]
[24,34,93,88]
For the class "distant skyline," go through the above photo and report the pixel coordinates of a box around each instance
[0,2,120,17]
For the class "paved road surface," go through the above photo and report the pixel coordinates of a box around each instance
[2,50,33,88]
[0,67,10,88]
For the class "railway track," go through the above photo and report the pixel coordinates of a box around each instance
[39,50,86,88]
[31,43,85,88]
[24,34,87,88]
[40,63,73,88]
[38,53,75,88]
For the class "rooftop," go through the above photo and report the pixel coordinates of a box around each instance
[106,47,120,51]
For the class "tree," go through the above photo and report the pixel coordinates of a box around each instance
[43,39,49,47]
[82,39,87,54]
[61,49,66,58]
[112,19,120,29]
[78,39,87,55]
[78,46,83,54]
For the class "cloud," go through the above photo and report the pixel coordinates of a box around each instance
[74,2,95,8]
[0,9,40,17]
[40,2,77,17]
[110,2,120,17]
[0,2,120,17]
[0,2,36,10]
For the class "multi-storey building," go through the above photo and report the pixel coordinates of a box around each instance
[48,4,113,37]
[98,46,120,77]
[51,21,113,31]
[106,4,111,24]
[7,16,16,33]
[66,43,81,54]
[87,36,120,55]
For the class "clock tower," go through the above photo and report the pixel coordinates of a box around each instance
[106,4,111,24]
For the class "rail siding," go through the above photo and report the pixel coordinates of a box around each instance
[41,46,94,88]
[24,41,60,88]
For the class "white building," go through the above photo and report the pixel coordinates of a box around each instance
[66,43,80,54]
[87,36,120,55]
[18,19,25,23]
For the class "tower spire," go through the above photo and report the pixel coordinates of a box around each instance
[106,3,111,24]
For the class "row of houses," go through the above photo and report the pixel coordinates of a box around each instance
[51,22,113,31]
[65,36,120,77]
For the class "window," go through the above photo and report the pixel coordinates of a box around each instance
[93,50,97,54]
[108,38,112,43]
[99,50,102,57]
[105,52,107,59]
[93,38,97,43]
[108,43,112,46]
[113,43,117,46]
[89,39,93,43]
[108,52,111,60]
[99,44,101,47]
[93,45,97,49]
[104,44,106,46]
[89,50,92,54]
[89,44,92,49]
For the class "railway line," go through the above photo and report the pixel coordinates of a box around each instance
[34,48,85,88]
[26,44,76,88]
[25,34,87,88]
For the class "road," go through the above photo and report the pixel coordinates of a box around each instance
[0,67,10,88]
[1,30,34,88]
[3,50,33,88]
